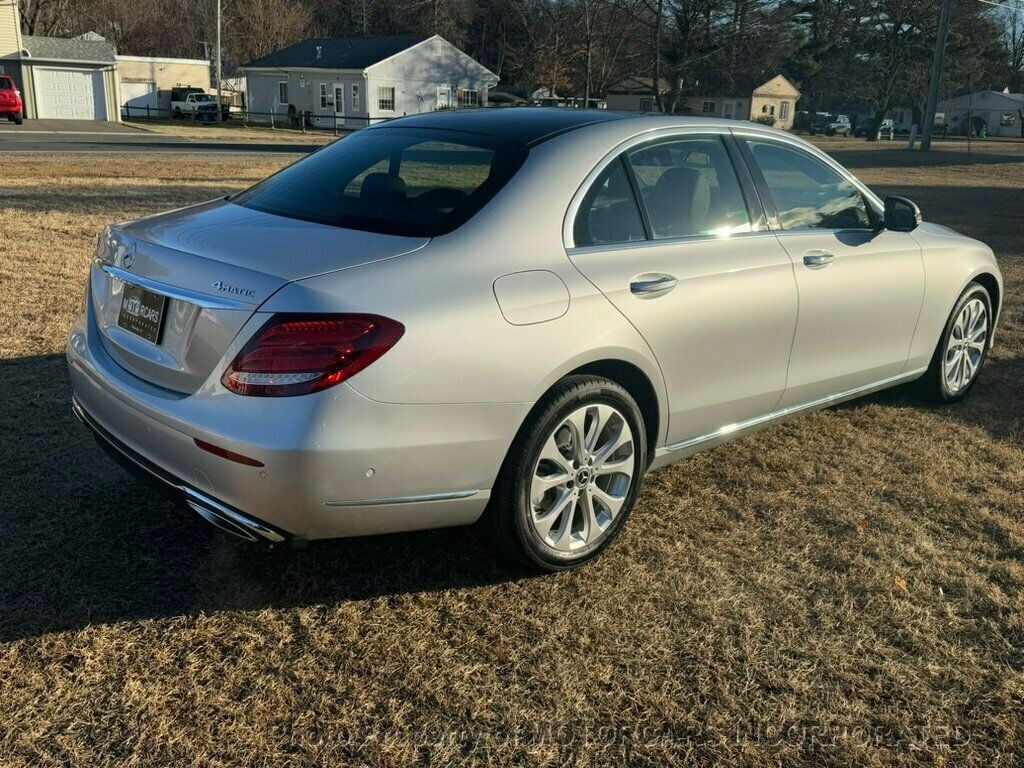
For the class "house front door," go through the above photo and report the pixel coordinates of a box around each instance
[334,84,345,127]
[437,86,451,110]
[722,101,737,119]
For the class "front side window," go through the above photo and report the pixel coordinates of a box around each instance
[378,86,395,111]
[277,81,288,104]
[744,139,872,230]
[574,159,646,247]
[233,127,527,237]
[626,136,752,239]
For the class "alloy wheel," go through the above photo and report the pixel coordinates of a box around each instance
[529,404,635,552]
[943,297,988,393]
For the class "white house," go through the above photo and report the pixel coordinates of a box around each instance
[605,74,801,130]
[239,35,498,129]
[937,89,1024,137]
[679,75,801,130]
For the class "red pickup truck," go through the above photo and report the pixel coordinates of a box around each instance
[1,75,24,124]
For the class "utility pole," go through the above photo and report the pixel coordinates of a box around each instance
[215,0,223,122]
[920,0,953,151]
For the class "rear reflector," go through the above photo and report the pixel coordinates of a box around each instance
[194,438,265,467]
[222,314,404,397]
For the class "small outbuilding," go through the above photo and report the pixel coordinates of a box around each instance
[239,35,498,129]
[117,54,212,117]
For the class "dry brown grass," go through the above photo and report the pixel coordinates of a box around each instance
[1,143,1022,766]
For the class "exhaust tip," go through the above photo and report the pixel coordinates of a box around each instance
[184,492,286,543]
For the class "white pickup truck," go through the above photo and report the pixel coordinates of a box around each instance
[170,87,220,119]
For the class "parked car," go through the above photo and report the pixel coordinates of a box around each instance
[854,118,894,138]
[68,109,1002,570]
[171,88,219,119]
[0,75,24,124]
[809,114,851,136]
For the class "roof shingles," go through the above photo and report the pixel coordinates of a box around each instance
[243,36,429,70]
[22,34,116,63]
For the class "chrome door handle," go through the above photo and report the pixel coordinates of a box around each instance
[630,274,677,297]
[803,251,835,268]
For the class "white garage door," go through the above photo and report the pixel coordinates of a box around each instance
[121,81,157,118]
[35,67,107,120]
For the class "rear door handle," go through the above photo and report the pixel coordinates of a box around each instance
[630,273,677,297]
[803,251,835,268]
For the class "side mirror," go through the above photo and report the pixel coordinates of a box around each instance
[884,196,922,232]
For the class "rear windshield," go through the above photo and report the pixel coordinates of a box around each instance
[233,127,528,237]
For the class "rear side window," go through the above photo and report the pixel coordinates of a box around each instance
[0,78,12,90]
[744,140,872,230]
[233,127,527,237]
[626,136,751,239]
[574,159,646,247]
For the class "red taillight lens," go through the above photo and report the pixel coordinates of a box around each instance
[222,314,404,397]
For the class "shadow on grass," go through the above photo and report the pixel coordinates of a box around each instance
[0,354,527,643]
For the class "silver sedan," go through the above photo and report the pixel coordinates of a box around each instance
[67,109,1002,570]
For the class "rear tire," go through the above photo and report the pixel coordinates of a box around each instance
[483,375,648,572]
[14,113,23,125]
[916,282,992,403]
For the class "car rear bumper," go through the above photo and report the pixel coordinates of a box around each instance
[72,395,289,542]
[67,302,526,540]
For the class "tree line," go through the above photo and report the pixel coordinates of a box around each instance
[18,0,1024,119]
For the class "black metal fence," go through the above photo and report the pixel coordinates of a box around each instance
[120,104,390,134]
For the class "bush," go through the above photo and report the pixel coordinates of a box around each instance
[753,114,777,127]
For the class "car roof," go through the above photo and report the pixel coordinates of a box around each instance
[368,107,639,146]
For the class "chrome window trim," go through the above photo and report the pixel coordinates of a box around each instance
[567,228,778,257]
[562,125,738,250]
[95,260,254,310]
[729,128,885,215]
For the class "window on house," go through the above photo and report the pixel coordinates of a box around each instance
[378,86,395,111]
[780,102,790,120]
[463,89,479,107]
[351,84,361,112]
[639,97,653,111]
[320,83,328,109]
[278,81,288,105]
[702,101,716,114]
[1001,113,1016,126]
[769,105,775,116]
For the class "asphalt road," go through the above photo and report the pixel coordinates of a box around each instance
[0,119,317,154]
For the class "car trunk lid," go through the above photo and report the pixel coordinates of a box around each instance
[90,199,429,393]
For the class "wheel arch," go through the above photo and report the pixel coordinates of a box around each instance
[972,272,1001,344]
[564,359,661,461]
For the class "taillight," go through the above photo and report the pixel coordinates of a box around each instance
[222,314,404,397]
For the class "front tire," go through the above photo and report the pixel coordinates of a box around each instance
[917,282,992,403]
[483,376,647,571]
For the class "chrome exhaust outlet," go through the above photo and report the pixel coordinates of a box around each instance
[184,490,286,543]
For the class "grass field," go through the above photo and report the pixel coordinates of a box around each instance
[1,139,1022,766]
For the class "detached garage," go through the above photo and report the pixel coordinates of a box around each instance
[19,34,117,121]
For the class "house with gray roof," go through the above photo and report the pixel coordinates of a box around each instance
[238,34,498,128]
[0,0,120,122]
